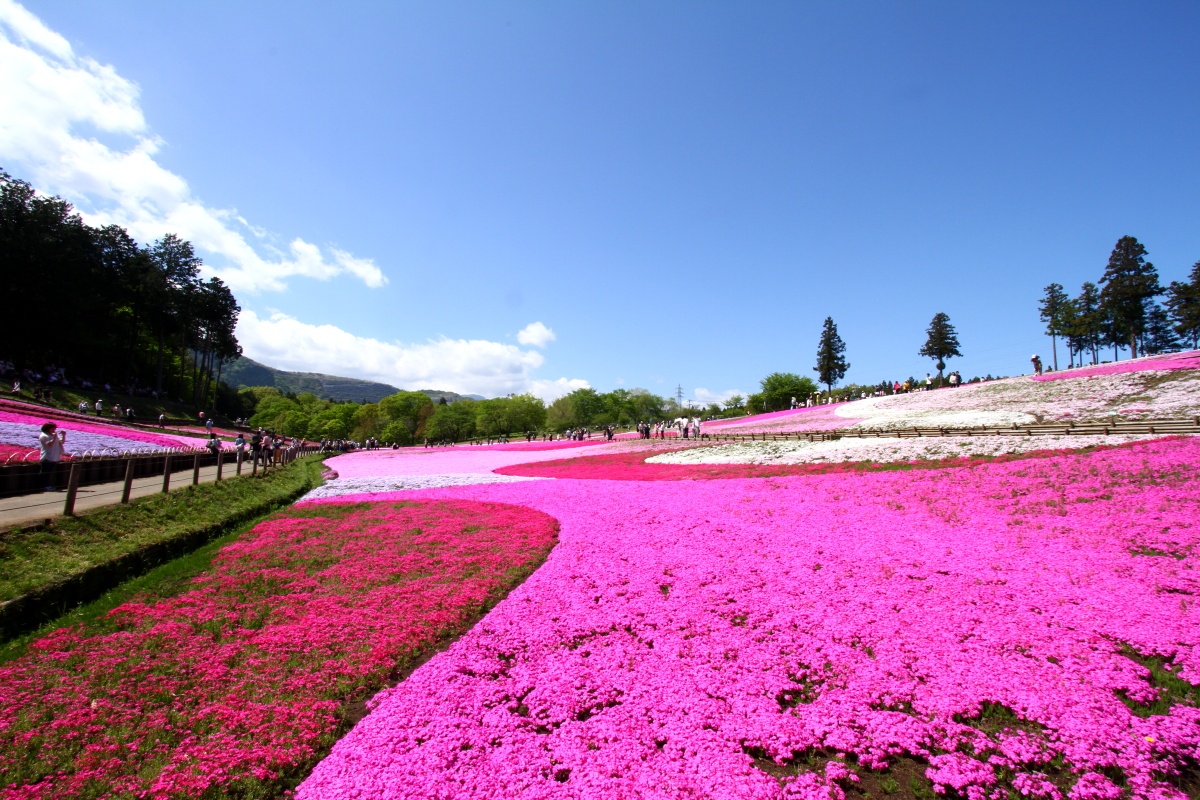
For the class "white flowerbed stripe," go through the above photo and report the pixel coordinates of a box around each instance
[648,433,1174,466]
[300,473,547,501]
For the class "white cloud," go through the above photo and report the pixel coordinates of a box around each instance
[236,310,587,400]
[0,1,385,293]
[694,387,747,406]
[528,377,591,401]
[516,321,556,348]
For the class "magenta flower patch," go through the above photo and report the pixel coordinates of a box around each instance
[298,437,1200,799]
[0,500,558,798]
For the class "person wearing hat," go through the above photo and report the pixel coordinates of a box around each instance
[38,422,66,491]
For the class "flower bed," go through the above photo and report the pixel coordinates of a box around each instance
[1033,350,1200,382]
[493,439,1160,481]
[704,404,861,432]
[697,366,1200,435]
[299,437,1200,800]
[0,410,204,452]
[647,432,1171,467]
[0,499,559,798]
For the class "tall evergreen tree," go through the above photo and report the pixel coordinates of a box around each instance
[1142,301,1180,355]
[1165,261,1200,349]
[1038,283,1069,370]
[1098,236,1162,358]
[1069,282,1103,366]
[918,312,961,384]
[813,316,849,393]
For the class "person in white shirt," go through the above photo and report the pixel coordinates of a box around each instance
[38,421,66,491]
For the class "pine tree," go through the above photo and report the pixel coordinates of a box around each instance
[1142,301,1180,354]
[918,313,962,384]
[1165,261,1200,350]
[1038,283,1069,370]
[1070,282,1103,366]
[813,317,849,393]
[1098,236,1162,358]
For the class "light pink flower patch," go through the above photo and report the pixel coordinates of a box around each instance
[704,403,863,433]
[1033,350,1200,382]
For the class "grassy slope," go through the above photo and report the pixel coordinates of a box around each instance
[0,456,325,603]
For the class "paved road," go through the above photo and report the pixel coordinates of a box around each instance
[0,460,266,530]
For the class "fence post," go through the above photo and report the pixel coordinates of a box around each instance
[63,461,82,516]
[251,451,259,476]
[236,449,243,475]
[121,456,135,503]
[192,453,201,486]
[216,449,224,481]
[162,454,173,493]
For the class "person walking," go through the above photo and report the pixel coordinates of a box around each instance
[38,421,66,491]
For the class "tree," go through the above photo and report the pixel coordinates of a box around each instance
[1142,301,1180,354]
[425,399,476,441]
[813,317,849,393]
[1098,236,1162,359]
[1038,283,1069,371]
[723,394,745,411]
[758,372,818,412]
[918,313,961,383]
[1064,282,1103,366]
[1165,261,1200,350]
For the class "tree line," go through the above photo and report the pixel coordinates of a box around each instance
[1039,236,1200,370]
[1,170,241,409]
[242,385,708,444]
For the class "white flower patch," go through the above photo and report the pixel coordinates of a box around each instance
[647,433,1171,466]
[834,370,1200,430]
[0,420,176,455]
[301,473,547,501]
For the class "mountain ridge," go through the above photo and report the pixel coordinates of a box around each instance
[224,356,484,404]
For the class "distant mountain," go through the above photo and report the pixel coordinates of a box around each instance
[224,357,483,404]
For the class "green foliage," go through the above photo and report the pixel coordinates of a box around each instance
[813,317,849,392]
[1099,236,1162,358]
[425,398,477,441]
[1165,261,1200,350]
[758,373,818,412]
[2,171,241,406]
[918,313,962,380]
[1038,283,1069,370]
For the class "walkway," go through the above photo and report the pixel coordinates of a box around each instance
[0,462,254,530]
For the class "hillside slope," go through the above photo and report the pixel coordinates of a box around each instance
[224,357,481,404]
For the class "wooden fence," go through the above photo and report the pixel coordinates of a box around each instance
[0,445,320,515]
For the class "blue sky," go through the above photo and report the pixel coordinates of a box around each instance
[3,1,1198,402]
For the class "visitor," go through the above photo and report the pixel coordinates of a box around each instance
[158,413,166,427]
[94,399,102,415]
[77,400,88,414]
[1030,355,1043,376]
[38,421,66,492]
[206,433,221,456]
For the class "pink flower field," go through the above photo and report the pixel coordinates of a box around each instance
[290,436,1200,800]
[1033,351,1200,382]
[0,409,214,455]
[0,500,558,798]
[5,385,1200,799]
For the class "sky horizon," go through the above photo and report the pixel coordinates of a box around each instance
[3,1,1198,402]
